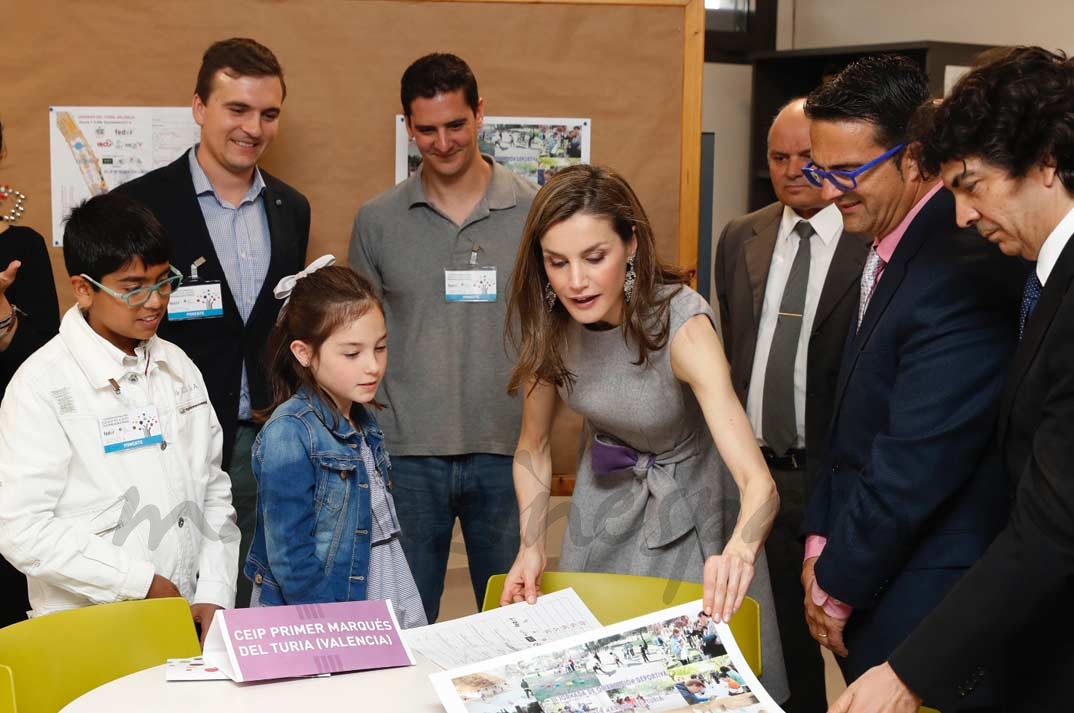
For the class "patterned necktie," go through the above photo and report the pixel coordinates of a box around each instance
[857,246,886,331]
[1019,268,1043,341]
[762,220,814,456]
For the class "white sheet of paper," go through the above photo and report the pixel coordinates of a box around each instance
[402,588,601,670]
[164,656,230,681]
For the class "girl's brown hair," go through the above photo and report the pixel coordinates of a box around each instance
[506,164,690,395]
[258,265,383,426]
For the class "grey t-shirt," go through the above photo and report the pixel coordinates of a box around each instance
[348,158,536,456]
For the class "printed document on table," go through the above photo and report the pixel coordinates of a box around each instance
[430,598,785,713]
[402,588,601,670]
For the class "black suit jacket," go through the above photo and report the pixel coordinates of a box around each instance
[890,234,1074,712]
[714,202,870,477]
[114,152,310,464]
[801,188,1023,687]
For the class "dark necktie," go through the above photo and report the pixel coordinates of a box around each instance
[1019,268,1043,341]
[762,220,813,456]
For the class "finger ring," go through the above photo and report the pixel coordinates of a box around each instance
[820,633,828,638]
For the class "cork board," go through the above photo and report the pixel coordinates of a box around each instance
[2,0,703,479]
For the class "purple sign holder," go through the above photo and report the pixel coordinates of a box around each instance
[203,599,414,682]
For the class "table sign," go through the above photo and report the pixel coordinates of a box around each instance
[202,599,414,682]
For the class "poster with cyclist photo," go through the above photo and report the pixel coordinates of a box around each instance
[430,599,784,713]
[394,115,590,186]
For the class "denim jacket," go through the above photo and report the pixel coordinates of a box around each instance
[243,386,391,605]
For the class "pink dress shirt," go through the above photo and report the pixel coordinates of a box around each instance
[804,181,945,620]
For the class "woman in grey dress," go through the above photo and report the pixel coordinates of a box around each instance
[500,165,788,701]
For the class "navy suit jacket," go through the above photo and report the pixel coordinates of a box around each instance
[890,232,1074,712]
[115,152,310,464]
[801,187,1023,687]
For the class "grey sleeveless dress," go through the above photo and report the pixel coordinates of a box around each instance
[557,286,789,702]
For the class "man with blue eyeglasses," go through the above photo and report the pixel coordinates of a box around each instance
[796,54,1022,706]
[0,193,239,642]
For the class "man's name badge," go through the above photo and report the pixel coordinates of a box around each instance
[168,282,224,321]
[98,405,164,453]
[444,267,497,302]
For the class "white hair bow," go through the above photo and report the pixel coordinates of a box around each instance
[273,254,337,300]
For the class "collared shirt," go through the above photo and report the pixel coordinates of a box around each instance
[872,181,945,282]
[349,156,537,456]
[188,146,271,420]
[0,306,238,616]
[1037,203,1074,286]
[747,203,844,448]
[802,181,947,621]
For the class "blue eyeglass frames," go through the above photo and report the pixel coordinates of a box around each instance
[80,266,184,307]
[802,143,906,191]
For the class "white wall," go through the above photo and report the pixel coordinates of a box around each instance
[702,62,753,301]
[702,0,1074,296]
[779,0,1074,52]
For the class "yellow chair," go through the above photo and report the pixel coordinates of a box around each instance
[0,664,16,713]
[0,597,199,713]
[483,571,762,675]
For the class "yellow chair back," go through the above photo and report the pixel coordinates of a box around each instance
[483,571,762,675]
[0,664,16,713]
[0,598,199,713]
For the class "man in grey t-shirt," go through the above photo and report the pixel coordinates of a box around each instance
[348,53,534,623]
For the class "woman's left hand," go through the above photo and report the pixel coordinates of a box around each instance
[702,543,755,623]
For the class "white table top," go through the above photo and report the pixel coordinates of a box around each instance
[60,656,447,713]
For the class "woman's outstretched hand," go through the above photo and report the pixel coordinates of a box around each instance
[702,543,755,623]
[499,547,546,606]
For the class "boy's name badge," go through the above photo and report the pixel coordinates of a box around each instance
[444,267,496,302]
[98,405,164,453]
[167,282,224,321]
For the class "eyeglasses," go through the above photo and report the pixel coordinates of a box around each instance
[80,266,183,307]
[802,143,906,191]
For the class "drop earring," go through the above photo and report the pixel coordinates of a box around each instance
[543,281,557,312]
[623,254,637,304]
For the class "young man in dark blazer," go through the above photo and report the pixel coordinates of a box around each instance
[832,46,1074,713]
[798,55,1022,705]
[116,38,310,608]
[715,97,869,713]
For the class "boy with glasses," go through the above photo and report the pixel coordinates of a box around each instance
[0,193,238,643]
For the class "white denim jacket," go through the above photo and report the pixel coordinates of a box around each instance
[0,307,239,615]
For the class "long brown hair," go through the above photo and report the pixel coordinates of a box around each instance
[258,265,383,427]
[506,164,689,395]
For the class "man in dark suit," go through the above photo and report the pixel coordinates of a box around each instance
[831,46,1074,713]
[797,55,1022,704]
[715,97,869,713]
[116,38,310,607]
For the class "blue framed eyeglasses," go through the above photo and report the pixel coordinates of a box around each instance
[80,266,183,307]
[803,143,906,191]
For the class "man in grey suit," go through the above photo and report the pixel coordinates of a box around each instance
[714,97,870,713]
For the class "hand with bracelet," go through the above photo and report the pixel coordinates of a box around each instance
[0,259,21,351]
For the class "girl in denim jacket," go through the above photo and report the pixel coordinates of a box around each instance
[243,258,426,628]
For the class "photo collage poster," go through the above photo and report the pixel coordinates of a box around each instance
[431,599,785,713]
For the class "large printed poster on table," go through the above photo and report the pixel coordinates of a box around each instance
[395,116,591,186]
[431,600,784,713]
